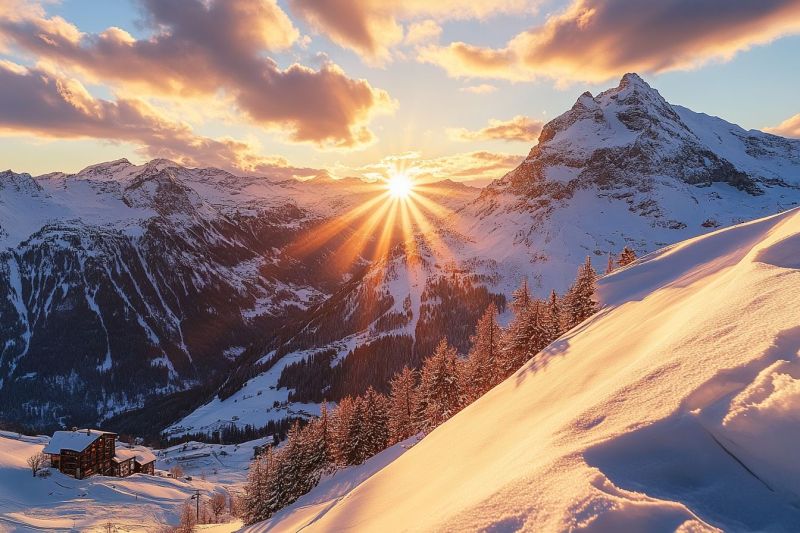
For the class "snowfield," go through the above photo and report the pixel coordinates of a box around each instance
[259,207,800,532]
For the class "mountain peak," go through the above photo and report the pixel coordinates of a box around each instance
[618,72,649,89]
[76,158,134,181]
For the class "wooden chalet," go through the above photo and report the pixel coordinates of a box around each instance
[44,428,156,479]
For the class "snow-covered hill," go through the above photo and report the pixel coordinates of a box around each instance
[260,205,800,532]
[0,158,477,430]
[181,73,800,438]
[0,430,241,531]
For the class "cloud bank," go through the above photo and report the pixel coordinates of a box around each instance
[420,0,800,83]
[0,0,394,148]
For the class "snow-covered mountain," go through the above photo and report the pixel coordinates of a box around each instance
[255,205,800,532]
[453,72,800,292]
[173,73,800,438]
[0,158,476,430]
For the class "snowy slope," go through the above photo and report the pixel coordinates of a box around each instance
[241,438,415,533]
[262,206,800,532]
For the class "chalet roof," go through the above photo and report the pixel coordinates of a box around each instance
[43,429,114,454]
[113,449,137,463]
[114,446,157,465]
[133,448,157,464]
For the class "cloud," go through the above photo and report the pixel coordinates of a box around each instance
[405,20,442,45]
[341,150,523,185]
[0,63,318,179]
[459,84,498,94]
[419,0,800,83]
[288,0,538,64]
[449,115,543,142]
[0,0,394,148]
[766,113,800,138]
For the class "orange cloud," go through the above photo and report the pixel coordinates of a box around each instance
[289,0,538,64]
[0,0,394,148]
[420,0,800,83]
[0,63,318,179]
[766,113,800,138]
[449,115,543,142]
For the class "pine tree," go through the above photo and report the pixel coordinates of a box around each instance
[344,396,367,465]
[618,246,637,267]
[510,277,532,314]
[278,423,305,504]
[331,396,354,467]
[605,253,616,274]
[241,446,278,524]
[526,299,553,357]
[565,256,598,328]
[545,289,562,341]
[418,339,462,431]
[463,304,503,402]
[362,387,389,457]
[502,279,533,376]
[388,366,419,444]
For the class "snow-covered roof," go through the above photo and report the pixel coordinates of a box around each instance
[113,449,137,463]
[43,429,114,454]
[114,446,156,464]
[133,448,156,464]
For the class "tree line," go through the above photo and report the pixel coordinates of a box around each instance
[239,256,603,525]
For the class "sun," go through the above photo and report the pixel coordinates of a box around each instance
[387,172,414,199]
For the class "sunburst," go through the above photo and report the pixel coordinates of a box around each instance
[386,171,414,199]
[289,164,457,281]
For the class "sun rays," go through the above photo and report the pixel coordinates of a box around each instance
[288,168,458,281]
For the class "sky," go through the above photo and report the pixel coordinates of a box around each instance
[0,0,799,184]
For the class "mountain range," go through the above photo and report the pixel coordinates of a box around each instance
[1,73,799,434]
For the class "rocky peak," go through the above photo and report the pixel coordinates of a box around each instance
[0,170,42,194]
[76,158,134,179]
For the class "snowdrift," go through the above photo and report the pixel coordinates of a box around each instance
[260,207,800,532]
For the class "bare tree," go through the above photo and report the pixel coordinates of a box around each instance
[209,492,227,522]
[27,452,47,477]
[157,503,196,533]
[176,502,197,533]
[169,465,184,479]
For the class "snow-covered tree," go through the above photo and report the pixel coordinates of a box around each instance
[331,396,355,466]
[418,339,462,431]
[241,446,278,524]
[618,246,637,267]
[388,366,419,444]
[546,289,563,341]
[462,304,503,402]
[362,387,389,457]
[565,256,598,328]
